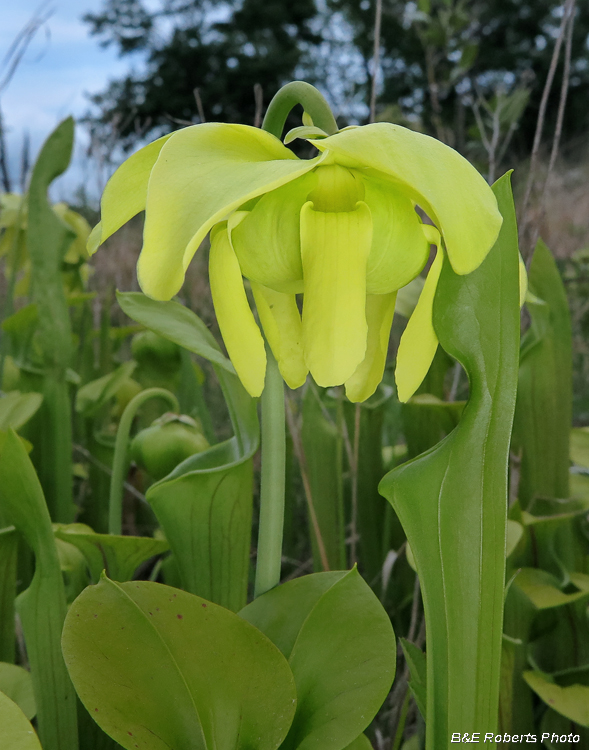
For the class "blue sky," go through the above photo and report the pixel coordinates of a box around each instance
[1,0,137,201]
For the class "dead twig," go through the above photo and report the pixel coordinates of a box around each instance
[519,0,576,260]
[254,83,263,128]
[369,0,383,123]
[534,0,576,251]
[193,87,206,123]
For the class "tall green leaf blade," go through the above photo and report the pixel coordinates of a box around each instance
[343,387,394,584]
[148,459,254,610]
[125,294,260,610]
[400,639,427,719]
[62,577,297,750]
[0,430,78,750]
[0,526,17,662]
[0,691,42,750]
[500,579,537,736]
[512,239,572,508]
[301,388,345,571]
[379,174,520,748]
[26,117,77,522]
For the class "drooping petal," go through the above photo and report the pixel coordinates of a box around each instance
[395,248,444,402]
[300,201,372,386]
[361,175,430,294]
[310,124,502,275]
[138,123,324,300]
[250,282,308,389]
[208,224,266,397]
[88,134,172,254]
[345,292,397,402]
[230,173,318,294]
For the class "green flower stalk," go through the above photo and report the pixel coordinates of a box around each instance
[88,91,502,403]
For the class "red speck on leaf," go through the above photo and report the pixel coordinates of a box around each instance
[202,603,207,608]
[177,614,183,619]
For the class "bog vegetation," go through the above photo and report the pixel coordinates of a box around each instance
[0,2,588,750]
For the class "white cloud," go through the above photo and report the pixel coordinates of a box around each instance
[1,0,140,200]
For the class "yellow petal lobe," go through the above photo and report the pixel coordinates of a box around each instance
[311,123,502,276]
[395,248,444,402]
[209,225,266,397]
[138,123,323,301]
[251,282,308,389]
[345,292,397,402]
[231,174,317,294]
[300,201,371,386]
[90,133,172,254]
[362,175,430,294]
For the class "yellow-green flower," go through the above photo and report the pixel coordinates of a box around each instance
[89,121,502,402]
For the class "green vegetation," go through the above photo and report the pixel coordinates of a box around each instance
[1,2,589,748]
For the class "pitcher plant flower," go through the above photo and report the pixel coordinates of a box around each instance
[89,111,502,402]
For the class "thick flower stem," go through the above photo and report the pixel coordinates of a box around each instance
[262,81,338,139]
[109,388,179,536]
[254,348,286,598]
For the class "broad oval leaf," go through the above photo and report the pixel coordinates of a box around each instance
[240,568,395,750]
[0,392,43,431]
[62,577,297,750]
[0,663,36,720]
[524,671,589,727]
[513,568,589,610]
[0,691,42,750]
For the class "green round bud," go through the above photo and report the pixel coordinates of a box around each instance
[130,413,209,480]
[131,331,182,374]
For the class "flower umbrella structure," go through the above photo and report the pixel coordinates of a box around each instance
[89,116,502,402]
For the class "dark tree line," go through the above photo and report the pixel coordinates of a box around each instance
[84,0,589,159]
